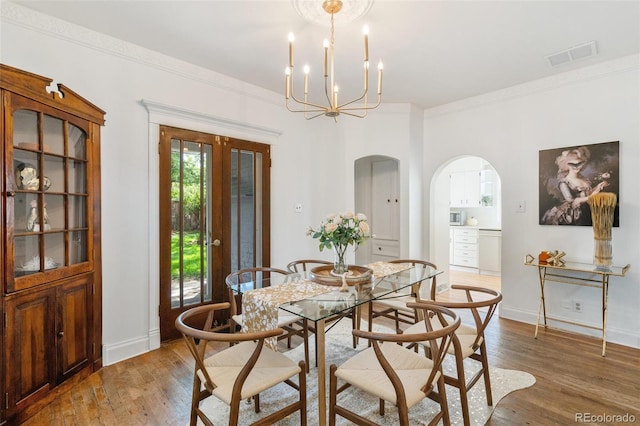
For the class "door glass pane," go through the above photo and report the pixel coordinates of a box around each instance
[44,233,64,268]
[170,140,212,308]
[230,150,261,271]
[43,115,64,155]
[239,151,255,270]
[42,154,62,192]
[12,110,38,149]
[68,159,87,194]
[70,231,88,265]
[68,195,87,229]
[44,194,64,230]
[230,150,239,270]
[68,123,86,160]
[15,235,40,276]
[14,149,39,191]
[14,193,31,233]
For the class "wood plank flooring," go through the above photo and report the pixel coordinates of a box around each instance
[22,271,639,425]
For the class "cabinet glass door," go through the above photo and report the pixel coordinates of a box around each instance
[8,98,92,291]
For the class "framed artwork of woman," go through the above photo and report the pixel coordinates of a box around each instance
[539,141,619,226]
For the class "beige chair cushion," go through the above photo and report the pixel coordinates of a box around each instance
[335,342,438,409]
[405,321,481,358]
[374,295,417,313]
[199,341,301,404]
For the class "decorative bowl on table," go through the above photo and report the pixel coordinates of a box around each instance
[309,265,373,286]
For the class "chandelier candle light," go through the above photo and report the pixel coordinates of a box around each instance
[285,0,383,120]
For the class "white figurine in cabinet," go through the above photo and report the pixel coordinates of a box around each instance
[27,199,50,232]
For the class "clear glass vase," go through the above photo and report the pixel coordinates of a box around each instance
[593,237,613,270]
[332,245,349,275]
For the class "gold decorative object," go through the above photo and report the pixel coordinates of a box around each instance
[526,251,566,266]
[545,250,566,266]
[587,192,617,269]
[285,0,383,121]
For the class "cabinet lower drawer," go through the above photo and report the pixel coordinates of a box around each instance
[454,248,478,258]
[371,239,399,258]
[453,255,479,268]
[454,242,477,252]
[454,235,478,244]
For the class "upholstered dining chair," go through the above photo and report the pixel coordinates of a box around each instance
[329,302,460,426]
[368,259,438,332]
[225,266,310,370]
[404,285,503,426]
[176,302,307,426]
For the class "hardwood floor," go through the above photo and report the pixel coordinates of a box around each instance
[22,273,639,425]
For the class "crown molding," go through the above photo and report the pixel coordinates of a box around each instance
[1,2,282,107]
[425,54,639,119]
[140,99,282,144]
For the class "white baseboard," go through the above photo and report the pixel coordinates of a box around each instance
[500,306,640,350]
[102,328,161,366]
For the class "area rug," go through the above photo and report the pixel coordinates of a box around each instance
[197,320,536,425]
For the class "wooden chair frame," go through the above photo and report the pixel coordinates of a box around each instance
[369,259,438,332]
[225,267,310,371]
[176,302,307,426]
[416,285,502,426]
[286,259,332,273]
[329,303,460,426]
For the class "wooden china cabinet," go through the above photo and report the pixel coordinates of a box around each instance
[0,64,105,424]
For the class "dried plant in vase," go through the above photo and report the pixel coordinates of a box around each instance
[587,192,617,269]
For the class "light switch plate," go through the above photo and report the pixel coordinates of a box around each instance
[516,200,526,213]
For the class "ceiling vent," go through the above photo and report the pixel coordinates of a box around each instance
[545,41,598,67]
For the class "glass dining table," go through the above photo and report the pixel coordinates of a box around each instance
[231,261,443,426]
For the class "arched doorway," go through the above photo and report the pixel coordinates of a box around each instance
[354,155,400,266]
[430,156,502,294]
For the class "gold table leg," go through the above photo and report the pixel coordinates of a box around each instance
[601,276,609,357]
[535,266,547,338]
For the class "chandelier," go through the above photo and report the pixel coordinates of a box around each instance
[285,0,383,121]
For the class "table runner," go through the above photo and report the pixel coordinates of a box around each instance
[241,262,413,349]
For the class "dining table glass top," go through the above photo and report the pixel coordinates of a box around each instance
[232,263,443,323]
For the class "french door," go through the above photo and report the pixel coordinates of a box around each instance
[158,126,271,340]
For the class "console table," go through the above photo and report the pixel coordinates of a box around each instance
[524,255,630,356]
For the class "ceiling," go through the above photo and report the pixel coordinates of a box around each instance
[11,1,640,110]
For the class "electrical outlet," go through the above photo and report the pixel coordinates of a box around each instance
[516,200,526,213]
[573,301,583,313]
[294,203,303,213]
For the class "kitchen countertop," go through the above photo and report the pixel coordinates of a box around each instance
[450,226,502,231]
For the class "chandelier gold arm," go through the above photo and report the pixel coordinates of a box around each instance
[284,0,382,121]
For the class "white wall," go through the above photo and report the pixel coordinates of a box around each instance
[1,4,422,363]
[425,55,640,349]
[2,4,638,366]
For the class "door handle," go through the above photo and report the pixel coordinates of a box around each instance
[212,239,221,247]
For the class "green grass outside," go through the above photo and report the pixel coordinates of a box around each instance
[171,231,206,280]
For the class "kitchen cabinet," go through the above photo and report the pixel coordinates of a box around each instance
[1,64,105,424]
[480,169,496,207]
[451,227,479,268]
[450,170,480,208]
[479,230,501,274]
